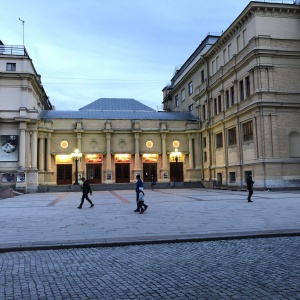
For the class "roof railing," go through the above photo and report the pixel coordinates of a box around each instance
[0,45,28,56]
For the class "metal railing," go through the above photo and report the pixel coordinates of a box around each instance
[0,45,28,56]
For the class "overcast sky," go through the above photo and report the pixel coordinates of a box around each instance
[1,0,251,111]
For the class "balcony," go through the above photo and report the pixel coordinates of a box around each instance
[0,45,28,56]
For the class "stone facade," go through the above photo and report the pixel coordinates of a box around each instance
[162,1,300,189]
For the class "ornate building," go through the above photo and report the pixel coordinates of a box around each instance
[1,1,300,192]
[163,1,300,189]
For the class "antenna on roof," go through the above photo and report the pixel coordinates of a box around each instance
[19,18,25,46]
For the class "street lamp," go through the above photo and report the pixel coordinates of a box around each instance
[71,149,82,185]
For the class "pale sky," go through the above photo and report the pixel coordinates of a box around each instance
[1,0,251,111]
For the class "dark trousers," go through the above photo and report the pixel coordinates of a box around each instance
[137,200,147,211]
[247,188,253,201]
[79,193,93,206]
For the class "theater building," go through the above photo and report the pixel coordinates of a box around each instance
[1,1,300,192]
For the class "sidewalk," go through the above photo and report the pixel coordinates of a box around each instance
[0,188,300,252]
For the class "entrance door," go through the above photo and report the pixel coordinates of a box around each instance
[115,163,130,183]
[86,164,101,184]
[170,162,184,182]
[57,164,72,185]
[143,163,157,182]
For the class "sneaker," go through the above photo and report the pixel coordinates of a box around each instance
[134,209,140,212]
[139,211,144,214]
[144,205,148,211]
[77,206,82,209]
[248,200,253,202]
[90,204,94,208]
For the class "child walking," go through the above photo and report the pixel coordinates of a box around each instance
[137,187,148,214]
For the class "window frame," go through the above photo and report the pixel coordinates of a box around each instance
[228,127,237,146]
[216,133,223,149]
[181,88,185,102]
[242,121,253,142]
[188,81,193,95]
[6,63,16,71]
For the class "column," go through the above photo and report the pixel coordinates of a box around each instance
[188,136,194,169]
[19,123,26,169]
[161,133,167,169]
[31,130,38,169]
[106,133,111,170]
[38,137,45,171]
[46,133,51,171]
[134,133,140,169]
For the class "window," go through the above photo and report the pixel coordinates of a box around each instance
[175,94,178,107]
[245,76,250,98]
[203,137,207,148]
[228,127,237,146]
[218,95,222,113]
[216,133,223,148]
[188,104,194,111]
[223,48,227,64]
[225,90,230,109]
[239,80,244,101]
[237,35,240,52]
[242,29,247,47]
[188,81,193,95]
[212,60,215,74]
[228,44,231,60]
[242,121,253,142]
[216,56,219,70]
[181,88,185,102]
[230,86,235,106]
[229,172,236,183]
[201,70,205,83]
[6,63,16,71]
[214,98,217,115]
[202,104,206,120]
[204,151,207,162]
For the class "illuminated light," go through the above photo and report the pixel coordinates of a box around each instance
[146,141,153,148]
[173,141,180,148]
[60,141,68,148]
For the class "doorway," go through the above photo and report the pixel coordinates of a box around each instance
[170,162,183,182]
[57,164,72,185]
[115,163,130,183]
[86,164,102,184]
[143,163,157,182]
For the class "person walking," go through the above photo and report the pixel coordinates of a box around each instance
[137,187,148,214]
[77,177,94,209]
[246,174,255,202]
[134,174,143,212]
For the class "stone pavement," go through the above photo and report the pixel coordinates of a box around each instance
[0,188,300,252]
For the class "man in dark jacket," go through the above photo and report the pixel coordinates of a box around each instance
[246,174,255,202]
[77,177,94,208]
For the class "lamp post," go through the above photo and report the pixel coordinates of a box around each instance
[71,149,82,185]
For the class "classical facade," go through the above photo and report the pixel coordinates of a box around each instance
[163,1,300,189]
[1,1,300,192]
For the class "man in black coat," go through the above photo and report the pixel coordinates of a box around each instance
[77,177,94,208]
[246,174,255,202]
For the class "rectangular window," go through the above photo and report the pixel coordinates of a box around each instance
[216,56,219,70]
[204,151,207,162]
[228,127,237,146]
[188,104,194,111]
[175,94,178,107]
[230,86,235,106]
[181,88,185,102]
[243,121,253,142]
[225,90,230,109]
[218,95,222,113]
[237,35,240,52]
[223,48,227,64]
[239,80,244,101]
[228,44,231,60]
[245,76,250,98]
[6,63,16,71]
[214,98,217,115]
[188,81,193,95]
[201,70,205,83]
[203,137,207,148]
[242,29,247,47]
[202,104,206,120]
[216,133,223,148]
[229,172,236,183]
